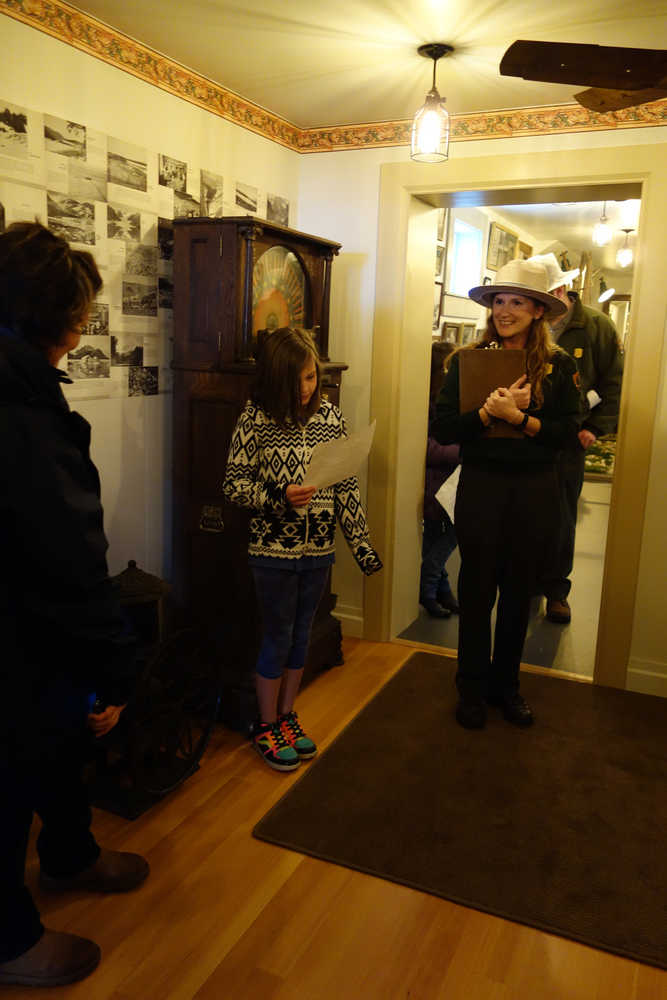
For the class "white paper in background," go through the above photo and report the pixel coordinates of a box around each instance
[106,138,157,213]
[435,465,461,523]
[587,389,602,409]
[302,421,376,490]
[0,180,47,227]
[0,101,45,186]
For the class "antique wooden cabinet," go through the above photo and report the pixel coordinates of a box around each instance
[172,217,346,729]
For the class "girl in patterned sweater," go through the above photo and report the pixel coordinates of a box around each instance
[223,327,382,771]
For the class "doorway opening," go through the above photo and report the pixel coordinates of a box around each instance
[400,183,640,679]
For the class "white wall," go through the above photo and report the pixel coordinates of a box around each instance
[1,15,301,581]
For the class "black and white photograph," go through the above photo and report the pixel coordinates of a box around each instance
[111,332,143,366]
[68,160,106,201]
[126,242,158,277]
[47,191,95,245]
[437,207,447,242]
[107,201,140,241]
[235,180,258,213]
[122,280,158,316]
[267,193,289,227]
[44,115,86,158]
[435,244,445,278]
[158,276,173,310]
[0,101,29,158]
[108,147,148,193]
[200,169,224,217]
[129,365,158,396]
[159,153,187,192]
[67,336,111,379]
[174,190,200,218]
[83,302,109,336]
[157,217,174,260]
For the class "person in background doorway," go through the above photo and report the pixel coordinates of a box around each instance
[528,253,624,624]
[420,341,460,618]
[0,222,147,989]
[434,260,581,730]
[223,327,382,772]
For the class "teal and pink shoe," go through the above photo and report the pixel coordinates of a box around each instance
[279,710,317,760]
[252,721,300,771]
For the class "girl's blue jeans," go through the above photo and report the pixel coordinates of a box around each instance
[251,563,330,679]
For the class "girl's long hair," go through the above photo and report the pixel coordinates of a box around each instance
[467,306,557,407]
[252,327,322,426]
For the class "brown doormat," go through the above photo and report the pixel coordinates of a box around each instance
[254,651,667,969]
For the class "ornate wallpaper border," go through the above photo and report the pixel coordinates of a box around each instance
[3,0,667,154]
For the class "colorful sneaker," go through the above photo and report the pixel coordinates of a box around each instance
[279,710,317,760]
[252,721,300,771]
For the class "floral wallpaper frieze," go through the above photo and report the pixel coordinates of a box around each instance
[3,0,666,154]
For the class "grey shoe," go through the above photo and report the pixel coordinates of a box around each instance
[40,848,149,893]
[0,930,100,987]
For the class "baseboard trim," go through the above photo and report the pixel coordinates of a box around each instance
[627,660,667,698]
[334,606,364,638]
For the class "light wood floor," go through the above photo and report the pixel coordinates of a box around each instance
[12,640,666,999]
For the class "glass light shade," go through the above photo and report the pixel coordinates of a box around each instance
[616,245,633,268]
[411,89,450,163]
[592,220,612,247]
[598,286,615,303]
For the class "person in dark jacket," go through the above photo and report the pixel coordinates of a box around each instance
[420,342,460,617]
[0,223,148,989]
[528,253,624,624]
[434,260,581,731]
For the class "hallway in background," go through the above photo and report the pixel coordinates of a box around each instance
[399,479,611,678]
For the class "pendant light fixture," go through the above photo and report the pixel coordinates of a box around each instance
[616,229,634,269]
[410,43,454,163]
[592,202,612,247]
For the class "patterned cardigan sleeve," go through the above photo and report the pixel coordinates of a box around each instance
[333,410,383,576]
[222,404,287,513]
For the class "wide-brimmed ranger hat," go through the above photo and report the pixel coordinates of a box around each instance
[527,252,580,291]
[468,259,568,317]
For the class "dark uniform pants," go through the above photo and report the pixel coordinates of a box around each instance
[542,445,586,602]
[454,462,559,700]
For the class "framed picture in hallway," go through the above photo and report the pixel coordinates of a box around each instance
[487,222,519,270]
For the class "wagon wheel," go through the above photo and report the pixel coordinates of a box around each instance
[126,627,222,797]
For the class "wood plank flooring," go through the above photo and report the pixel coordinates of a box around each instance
[10,640,667,999]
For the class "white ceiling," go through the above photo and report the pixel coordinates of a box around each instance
[71,0,666,128]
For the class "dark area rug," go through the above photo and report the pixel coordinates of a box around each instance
[254,651,667,968]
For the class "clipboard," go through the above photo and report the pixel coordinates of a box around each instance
[459,348,526,438]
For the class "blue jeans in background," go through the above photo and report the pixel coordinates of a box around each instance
[420,515,458,603]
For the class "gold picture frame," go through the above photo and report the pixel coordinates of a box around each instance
[517,241,533,260]
[487,222,519,271]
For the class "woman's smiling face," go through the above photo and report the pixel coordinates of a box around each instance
[492,293,544,342]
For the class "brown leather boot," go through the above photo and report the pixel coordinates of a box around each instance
[0,930,100,987]
[40,848,150,893]
[546,597,571,624]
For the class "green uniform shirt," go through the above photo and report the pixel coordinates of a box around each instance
[555,294,624,438]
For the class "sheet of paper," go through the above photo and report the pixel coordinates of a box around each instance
[302,421,376,490]
[435,465,461,522]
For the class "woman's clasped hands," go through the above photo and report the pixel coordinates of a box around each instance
[485,375,530,424]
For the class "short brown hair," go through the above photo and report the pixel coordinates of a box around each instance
[252,327,322,425]
[0,221,102,350]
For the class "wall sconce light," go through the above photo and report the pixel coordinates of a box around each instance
[592,202,612,247]
[410,43,453,163]
[616,229,634,269]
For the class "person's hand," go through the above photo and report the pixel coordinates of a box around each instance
[508,375,531,410]
[286,484,317,507]
[88,704,126,738]
[484,387,522,424]
[578,429,597,450]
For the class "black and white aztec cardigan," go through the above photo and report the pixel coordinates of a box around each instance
[223,399,382,575]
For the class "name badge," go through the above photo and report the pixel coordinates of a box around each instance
[574,347,583,358]
[546,363,553,374]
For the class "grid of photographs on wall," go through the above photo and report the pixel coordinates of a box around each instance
[0,99,292,400]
